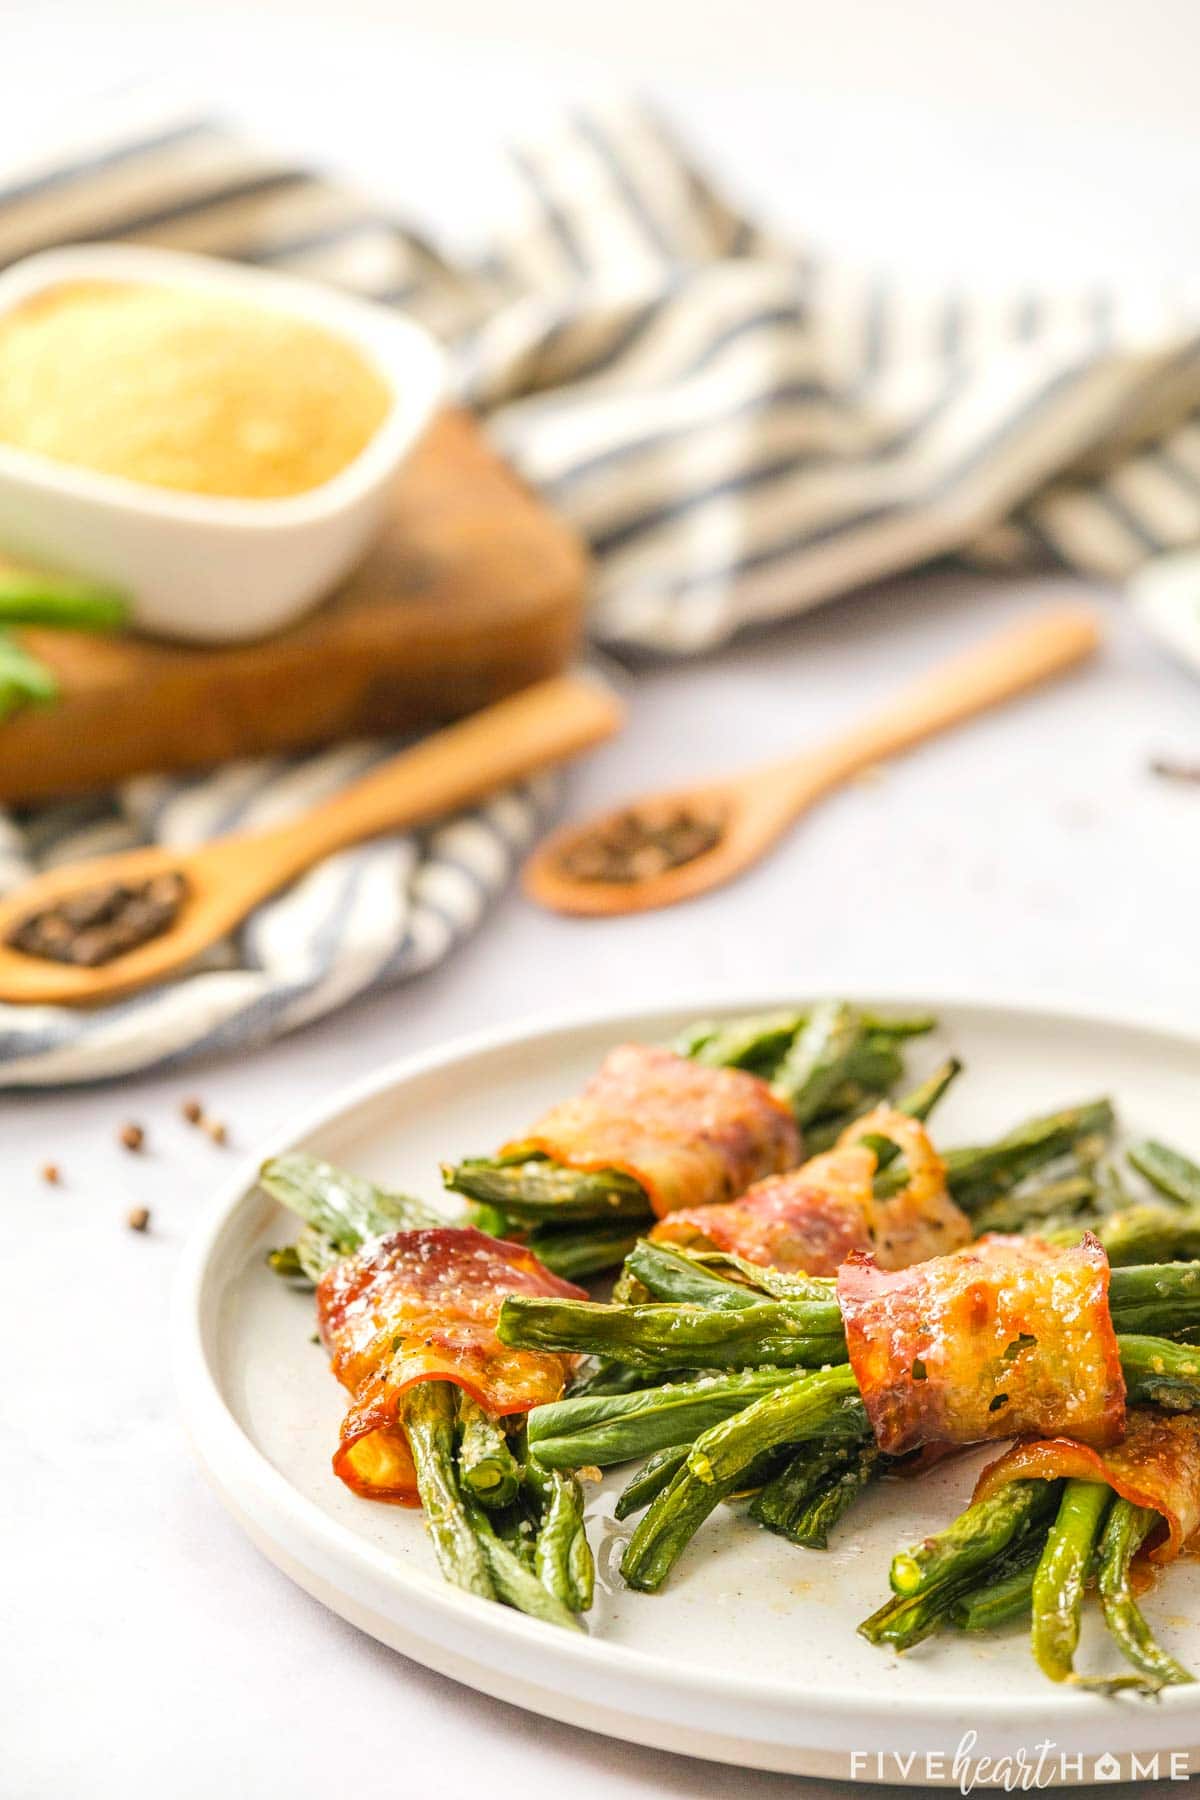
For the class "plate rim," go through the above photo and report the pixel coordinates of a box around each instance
[172,987,1200,1753]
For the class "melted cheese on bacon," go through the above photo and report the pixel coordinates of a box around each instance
[859,1108,971,1269]
[649,1108,969,1274]
[317,1226,585,1504]
[509,1043,799,1218]
[837,1231,1125,1456]
[974,1409,1200,1563]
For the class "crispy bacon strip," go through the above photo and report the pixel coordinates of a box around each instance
[317,1226,585,1505]
[650,1146,876,1272]
[837,1231,1125,1456]
[509,1043,800,1218]
[649,1109,969,1274]
[974,1410,1200,1563]
[858,1108,971,1269]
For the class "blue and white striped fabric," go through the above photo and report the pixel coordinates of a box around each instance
[3,99,1199,1082]
[0,758,557,1083]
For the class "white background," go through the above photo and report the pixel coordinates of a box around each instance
[4,5,1200,1797]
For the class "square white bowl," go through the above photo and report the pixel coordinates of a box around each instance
[0,244,446,643]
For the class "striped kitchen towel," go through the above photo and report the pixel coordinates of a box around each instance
[3,98,1200,1081]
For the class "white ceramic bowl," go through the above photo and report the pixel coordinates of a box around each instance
[0,245,446,643]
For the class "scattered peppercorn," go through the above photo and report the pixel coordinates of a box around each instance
[127,1205,151,1232]
[119,1121,146,1152]
[181,1097,204,1124]
[204,1117,229,1146]
[41,1162,60,1185]
[1151,757,1200,785]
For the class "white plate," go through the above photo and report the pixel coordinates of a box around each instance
[174,996,1200,1785]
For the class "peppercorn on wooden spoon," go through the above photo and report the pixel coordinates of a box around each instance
[0,672,623,1005]
[523,607,1100,917]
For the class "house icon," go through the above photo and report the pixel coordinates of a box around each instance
[1092,1753,1122,1781]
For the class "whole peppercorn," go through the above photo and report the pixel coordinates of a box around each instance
[127,1206,151,1232]
[119,1121,146,1152]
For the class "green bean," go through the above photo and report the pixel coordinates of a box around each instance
[775,1442,881,1548]
[567,1515,595,1611]
[526,1459,593,1612]
[614,1445,692,1520]
[402,1382,495,1601]
[679,1251,835,1303]
[857,1011,938,1038]
[527,1219,644,1281]
[621,1367,864,1591]
[528,1369,815,1471]
[1030,1480,1112,1681]
[292,1226,340,1283]
[894,1055,963,1124]
[838,1041,905,1096]
[877,1098,1115,1207]
[457,1396,522,1509]
[676,1009,805,1071]
[1096,1159,1134,1213]
[443,1158,651,1224]
[675,1006,934,1077]
[750,1437,877,1548]
[1128,1141,1200,1210]
[798,1055,963,1156]
[463,1201,512,1239]
[266,1226,340,1293]
[862,1579,979,1650]
[970,1173,1098,1238]
[464,1500,582,1630]
[624,1457,741,1590]
[506,1265,1200,1384]
[864,1528,1051,1651]
[0,570,129,629]
[265,1244,314,1288]
[953,1545,1043,1632]
[620,1459,742,1590]
[771,1000,868,1125]
[498,1293,846,1372]
[1120,1334,1200,1409]
[1082,1205,1200,1267]
[622,1240,764,1311]
[261,1151,442,1253]
[0,632,58,720]
[868,1057,963,1167]
[1107,1262,1200,1337]
[1087,1499,1194,1690]
[890,1480,1062,1598]
[567,1360,688,1398]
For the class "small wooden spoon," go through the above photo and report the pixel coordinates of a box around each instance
[0,673,624,1005]
[524,607,1100,917]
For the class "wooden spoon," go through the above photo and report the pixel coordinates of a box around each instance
[0,672,624,1005]
[524,607,1100,917]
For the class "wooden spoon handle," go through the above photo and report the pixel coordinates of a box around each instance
[778,607,1100,800]
[252,674,624,874]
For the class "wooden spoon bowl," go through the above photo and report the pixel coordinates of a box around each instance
[525,608,1101,917]
[0,672,624,1005]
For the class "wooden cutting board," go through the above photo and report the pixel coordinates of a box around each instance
[0,409,589,804]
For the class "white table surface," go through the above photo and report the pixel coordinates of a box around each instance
[5,16,1200,1796]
